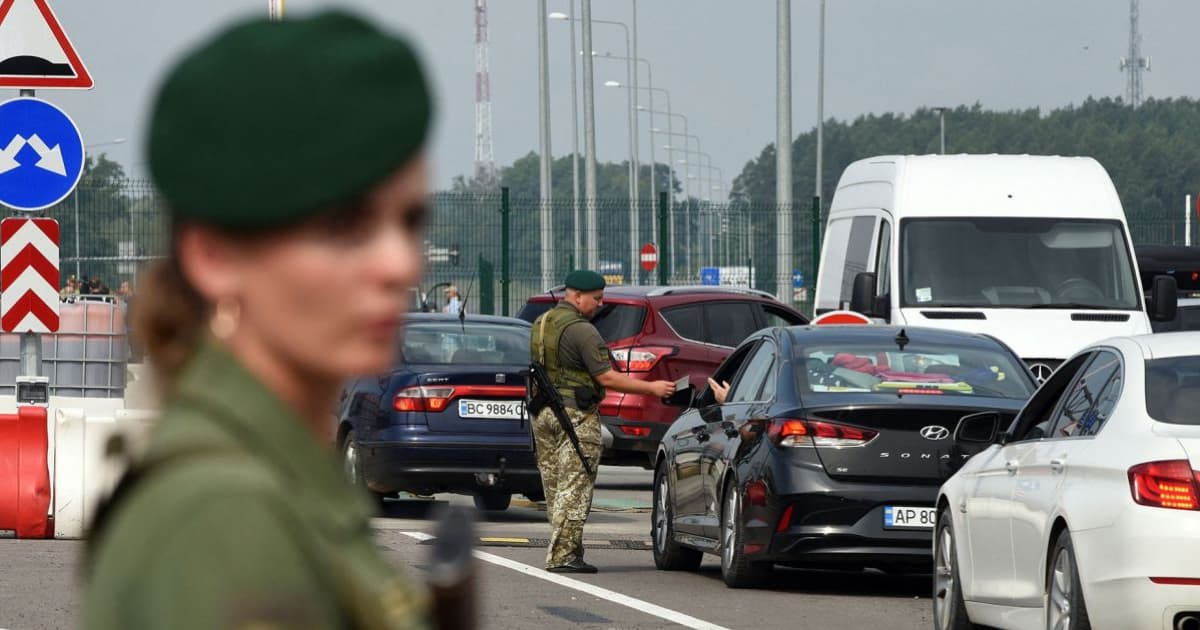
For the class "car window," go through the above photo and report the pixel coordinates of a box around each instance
[1047,351,1121,438]
[730,341,776,403]
[875,219,892,298]
[797,334,1035,400]
[516,301,554,323]
[1072,355,1122,437]
[704,302,759,347]
[699,342,757,407]
[840,216,877,307]
[1146,356,1200,425]
[591,304,647,342]
[1015,353,1094,441]
[401,322,530,365]
[662,304,704,342]
[760,304,806,328]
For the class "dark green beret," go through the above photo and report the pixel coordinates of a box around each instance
[148,10,432,231]
[564,270,606,292]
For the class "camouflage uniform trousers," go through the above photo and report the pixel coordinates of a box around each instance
[532,405,603,568]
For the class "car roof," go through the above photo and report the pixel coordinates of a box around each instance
[1125,331,1200,360]
[526,284,781,302]
[784,324,1007,350]
[404,313,531,327]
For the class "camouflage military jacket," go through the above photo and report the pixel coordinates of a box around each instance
[84,341,429,630]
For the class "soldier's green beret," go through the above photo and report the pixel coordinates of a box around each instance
[564,270,606,292]
[147,10,433,231]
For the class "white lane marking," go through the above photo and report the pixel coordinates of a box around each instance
[403,531,731,630]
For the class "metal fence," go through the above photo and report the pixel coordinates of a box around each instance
[42,178,1198,317]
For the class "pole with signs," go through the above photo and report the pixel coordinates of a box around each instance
[0,0,93,380]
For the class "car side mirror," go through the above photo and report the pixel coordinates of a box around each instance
[663,385,695,409]
[1150,275,1178,323]
[849,272,876,316]
[955,411,1001,444]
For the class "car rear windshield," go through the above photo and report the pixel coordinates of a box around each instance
[401,322,530,365]
[796,340,1034,400]
[1145,356,1200,425]
[592,304,646,342]
[515,301,645,342]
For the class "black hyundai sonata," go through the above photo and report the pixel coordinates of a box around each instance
[651,324,1036,588]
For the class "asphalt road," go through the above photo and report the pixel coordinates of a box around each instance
[0,466,933,630]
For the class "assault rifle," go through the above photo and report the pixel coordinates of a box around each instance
[526,362,594,476]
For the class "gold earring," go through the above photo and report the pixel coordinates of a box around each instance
[209,298,241,340]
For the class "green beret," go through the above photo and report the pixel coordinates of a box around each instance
[148,10,432,231]
[564,270,606,292]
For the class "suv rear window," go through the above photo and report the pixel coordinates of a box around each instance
[516,301,554,323]
[519,300,646,343]
[592,304,646,342]
[1146,357,1200,425]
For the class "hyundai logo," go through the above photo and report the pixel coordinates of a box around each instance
[919,425,950,441]
[1028,362,1055,384]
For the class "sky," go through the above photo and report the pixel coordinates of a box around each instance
[13,1,1200,198]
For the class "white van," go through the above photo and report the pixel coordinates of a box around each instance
[813,154,1177,381]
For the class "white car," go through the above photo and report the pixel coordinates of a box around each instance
[934,332,1200,630]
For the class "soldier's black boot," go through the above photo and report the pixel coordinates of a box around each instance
[547,558,598,574]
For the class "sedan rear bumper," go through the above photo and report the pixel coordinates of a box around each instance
[359,441,541,496]
[744,473,941,571]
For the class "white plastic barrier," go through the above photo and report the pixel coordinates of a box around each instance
[51,406,157,539]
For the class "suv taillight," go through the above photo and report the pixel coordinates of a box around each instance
[768,418,878,448]
[1129,460,1200,510]
[611,346,676,372]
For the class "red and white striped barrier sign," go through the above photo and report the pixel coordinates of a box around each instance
[1,217,60,333]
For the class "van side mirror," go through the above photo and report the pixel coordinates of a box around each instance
[663,385,695,409]
[850,272,886,318]
[954,411,1001,444]
[1149,275,1178,323]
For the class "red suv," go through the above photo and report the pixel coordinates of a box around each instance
[517,286,809,467]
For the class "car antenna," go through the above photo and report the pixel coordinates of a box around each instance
[459,277,476,333]
[894,328,909,352]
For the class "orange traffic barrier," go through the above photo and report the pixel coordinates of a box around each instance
[0,406,52,538]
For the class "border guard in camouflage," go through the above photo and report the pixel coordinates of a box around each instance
[529,270,676,573]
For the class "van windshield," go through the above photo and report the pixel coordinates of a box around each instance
[900,218,1140,310]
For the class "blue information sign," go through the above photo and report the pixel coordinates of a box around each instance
[0,98,85,211]
[700,267,720,286]
[792,270,805,288]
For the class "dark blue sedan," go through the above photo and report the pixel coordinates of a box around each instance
[335,313,539,511]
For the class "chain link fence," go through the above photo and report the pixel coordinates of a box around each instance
[42,177,1197,317]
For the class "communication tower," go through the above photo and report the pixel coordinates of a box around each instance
[1119,0,1150,107]
[474,0,498,186]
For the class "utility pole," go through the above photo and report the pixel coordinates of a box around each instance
[775,0,793,304]
[581,0,599,269]
[536,0,553,290]
[568,0,581,271]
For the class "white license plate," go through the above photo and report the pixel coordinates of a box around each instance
[458,399,525,420]
[883,506,937,529]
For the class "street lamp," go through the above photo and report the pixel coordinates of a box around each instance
[551,12,641,281]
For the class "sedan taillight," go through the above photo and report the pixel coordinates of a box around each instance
[394,386,455,412]
[610,346,675,372]
[1128,460,1200,511]
[768,418,878,448]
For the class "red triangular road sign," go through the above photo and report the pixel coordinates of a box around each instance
[0,0,93,89]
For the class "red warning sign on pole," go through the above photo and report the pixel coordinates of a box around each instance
[811,310,872,325]
[0,0,94,89]
[1,217,59,332]
[640,242,658,273]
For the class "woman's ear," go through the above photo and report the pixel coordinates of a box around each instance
[175,225,245,303]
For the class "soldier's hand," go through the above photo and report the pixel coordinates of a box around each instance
[649,380,676,398]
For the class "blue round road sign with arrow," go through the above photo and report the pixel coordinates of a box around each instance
[0,97,84,211]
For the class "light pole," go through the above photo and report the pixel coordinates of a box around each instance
[550,13,638,277]
[537,0,554,291]
[932,107,947,154]
[76,137,127,281]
